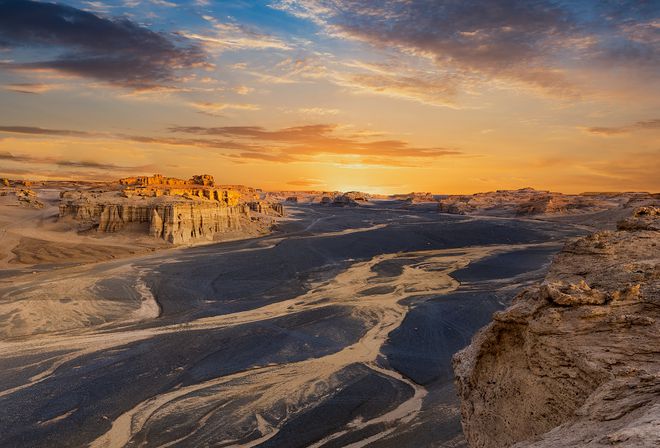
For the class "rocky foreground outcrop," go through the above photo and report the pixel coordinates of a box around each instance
[59,174,284,244]
[453,206,659,447]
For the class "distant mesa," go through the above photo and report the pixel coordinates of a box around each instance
[119,173,215,187]
[58,174,284,244]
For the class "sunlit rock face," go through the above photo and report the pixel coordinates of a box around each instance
[453,206,660,448]
[58,174,284,244]
[149,202,249,244]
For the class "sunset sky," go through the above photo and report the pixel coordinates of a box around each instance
[0,0,658,193]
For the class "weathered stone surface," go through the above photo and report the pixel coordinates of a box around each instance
[149,202,249,244]
[247,201,284,216]
[453,206,660,448]
[16,189,44,208]
[617,206,660,231]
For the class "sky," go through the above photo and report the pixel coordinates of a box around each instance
[0,0,658,194]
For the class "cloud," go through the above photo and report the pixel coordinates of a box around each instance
[182,21,291,51]
[585,118,660,136]
[189,101,260,116]
[234,85,254,95]
[0,150,153,171]
[0,0,207,90]
[245,56,330,86]
[232,152,297,163]
[287,178,325,187]
[3,82,62,94]
[0,125,95,137]
[169,124,462,162]
[122,135,259,151]
[343,69,459,107]
[0,124,259,151]
[579,150,660,190]
[272,0,660,99]
[0,121,460,166]
[298,107,340,115]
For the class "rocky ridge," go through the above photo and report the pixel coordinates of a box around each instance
[437,188,657,217]
[453,206,660,447]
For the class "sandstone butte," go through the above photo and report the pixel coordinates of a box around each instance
[453,206,659,447]
[59,174,284,244]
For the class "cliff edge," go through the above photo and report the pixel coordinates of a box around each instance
[453,206,660,447]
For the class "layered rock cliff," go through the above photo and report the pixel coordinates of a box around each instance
[453,206,660,447]
[58,174,284,244]
[149,202,249,244]
[59,199,253,243]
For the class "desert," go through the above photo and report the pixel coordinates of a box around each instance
[1,1,659,446]
[1,174,658,447]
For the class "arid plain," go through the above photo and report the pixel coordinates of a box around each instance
[1,177,657,447]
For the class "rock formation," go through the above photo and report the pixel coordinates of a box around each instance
[59,174,284,244]
[148,202,250,244]
[0,185,44,208]
[331,194,360,207]
[390,192,436,203]
[453,206,660,447]
[119,173,215,187]
[247,201,284,216]
[315,191,372,207]
[437,188,650,217]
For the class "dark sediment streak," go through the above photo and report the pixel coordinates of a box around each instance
[0,205,584,447]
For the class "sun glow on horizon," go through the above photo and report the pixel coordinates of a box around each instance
[0,0,658,193]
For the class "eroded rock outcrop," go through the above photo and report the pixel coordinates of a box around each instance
[0,186,44,208]
[148,202,250,244]
[17,189,44,208]
[453,206,659,448]
[59,174,284,244]
[437,188,654,217]
[390,192,437,203]
[247,201,284,216]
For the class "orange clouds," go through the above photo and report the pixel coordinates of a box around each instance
[0,122,462,170]
[168,124,462,164]
[584,119,660,136]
